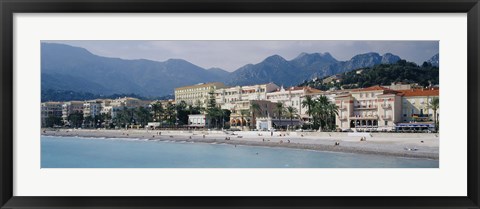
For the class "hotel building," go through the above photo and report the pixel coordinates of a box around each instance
[109,97,150,118]
[215,83,279,110]
[335,86,402,131]
[228,100,277,129]
[61,101,84,123]
[175,82,227,108]
[83,100,102,118]
[398,88,439,123]
[41,102,63,127]
[266,86,323,119]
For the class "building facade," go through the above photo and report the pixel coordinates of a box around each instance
[335,86,402,131]
[215,83,279,110]
[227,100,278,129]
[175,82,227,108]
[187,114,209,127]
[41,102,63,127]
[398,88,439,123]
[83,100,102,118]
[61,101,84,123]
[266,86,323,119]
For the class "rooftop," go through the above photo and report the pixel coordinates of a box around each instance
[175,82,226,91]
[398,88,439,97]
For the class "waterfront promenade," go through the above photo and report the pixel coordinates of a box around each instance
[42,129,439,160]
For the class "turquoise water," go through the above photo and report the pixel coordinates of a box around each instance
[41,136,439,168]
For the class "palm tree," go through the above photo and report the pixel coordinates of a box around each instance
[313,96,329,132]
[151,102,164,122]
[100,113,112,128]
[274,102,285,130]
[285,106,298,131]
[325,103,339,131]
[250,103,262,129]
[164,102,176,126]
[427,97,440,132]
[84,116,93,128]
[240,109,250,130]
[302,95,315,125]
[135,106,151,127]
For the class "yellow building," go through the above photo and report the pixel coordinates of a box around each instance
[398,88,439,123]
[335,86,403,131]
[175,82,227,108]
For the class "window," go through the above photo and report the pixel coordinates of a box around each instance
[385,121,388,126]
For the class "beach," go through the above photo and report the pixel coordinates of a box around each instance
[41,129,439,160]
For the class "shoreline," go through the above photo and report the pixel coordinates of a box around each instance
[41,129,439,160]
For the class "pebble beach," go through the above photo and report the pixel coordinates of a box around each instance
[41,129,439,160]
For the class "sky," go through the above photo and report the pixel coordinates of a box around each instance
[44,40,439,72]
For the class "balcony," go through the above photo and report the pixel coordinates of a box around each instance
[381,104,392,109]
[354,105,378,110]
[351,115,379,120]
[381,115,392,120]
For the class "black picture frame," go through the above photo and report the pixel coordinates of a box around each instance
[1,0,479,208]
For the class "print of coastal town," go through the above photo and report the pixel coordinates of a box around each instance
[40,41,439,168]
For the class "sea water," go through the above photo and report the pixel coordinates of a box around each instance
[41,136,439,168]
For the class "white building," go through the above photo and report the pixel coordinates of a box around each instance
[188,114,209,127]
[215,83,279,110]
[61,101,84,123]
[335,86,402,131]
[83,100,101,118]
[41,102,63,127]
[266,86,323,119]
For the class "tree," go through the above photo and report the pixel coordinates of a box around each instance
[250,103,262,129]
[84,115,93,128]
[205,90,222,128]
[239,109,250,130]
[100,112,112,128]
[325,103,339,131]
[195,100,203,109]
[151,101,164,122]
[114,107,134,129]
[175,101,189,125]
[302,95,315,128]
[164,102,176,125]
[285,106,298,130]
[67,111,83,128]
[221,109,231,129]
[427,97,440,132]
[312,96,329,131]
[134,106,151,127]
[45,114,62,128]
[274,102,285,130]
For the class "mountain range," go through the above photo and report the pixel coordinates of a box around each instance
[41,43,439,97]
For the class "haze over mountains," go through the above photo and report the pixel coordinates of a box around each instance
[41,43,439,97]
